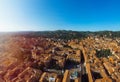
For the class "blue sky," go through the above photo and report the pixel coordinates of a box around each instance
[0,0,120,31]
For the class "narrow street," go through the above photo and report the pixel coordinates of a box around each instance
[81,50,89,82]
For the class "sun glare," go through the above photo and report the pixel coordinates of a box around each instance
[0,26,24,32]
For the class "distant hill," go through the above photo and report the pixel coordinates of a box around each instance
[1,30,120,40]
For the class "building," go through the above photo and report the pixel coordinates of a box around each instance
[62,70,70,82]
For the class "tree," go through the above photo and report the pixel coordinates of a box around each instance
[96,49,112,58]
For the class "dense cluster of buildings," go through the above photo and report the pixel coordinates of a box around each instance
[0,35,120,82]
[78,36,120,82]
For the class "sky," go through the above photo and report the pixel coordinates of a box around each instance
[0,0,120,31]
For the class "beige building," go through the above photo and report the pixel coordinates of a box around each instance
[62,70,70,82]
